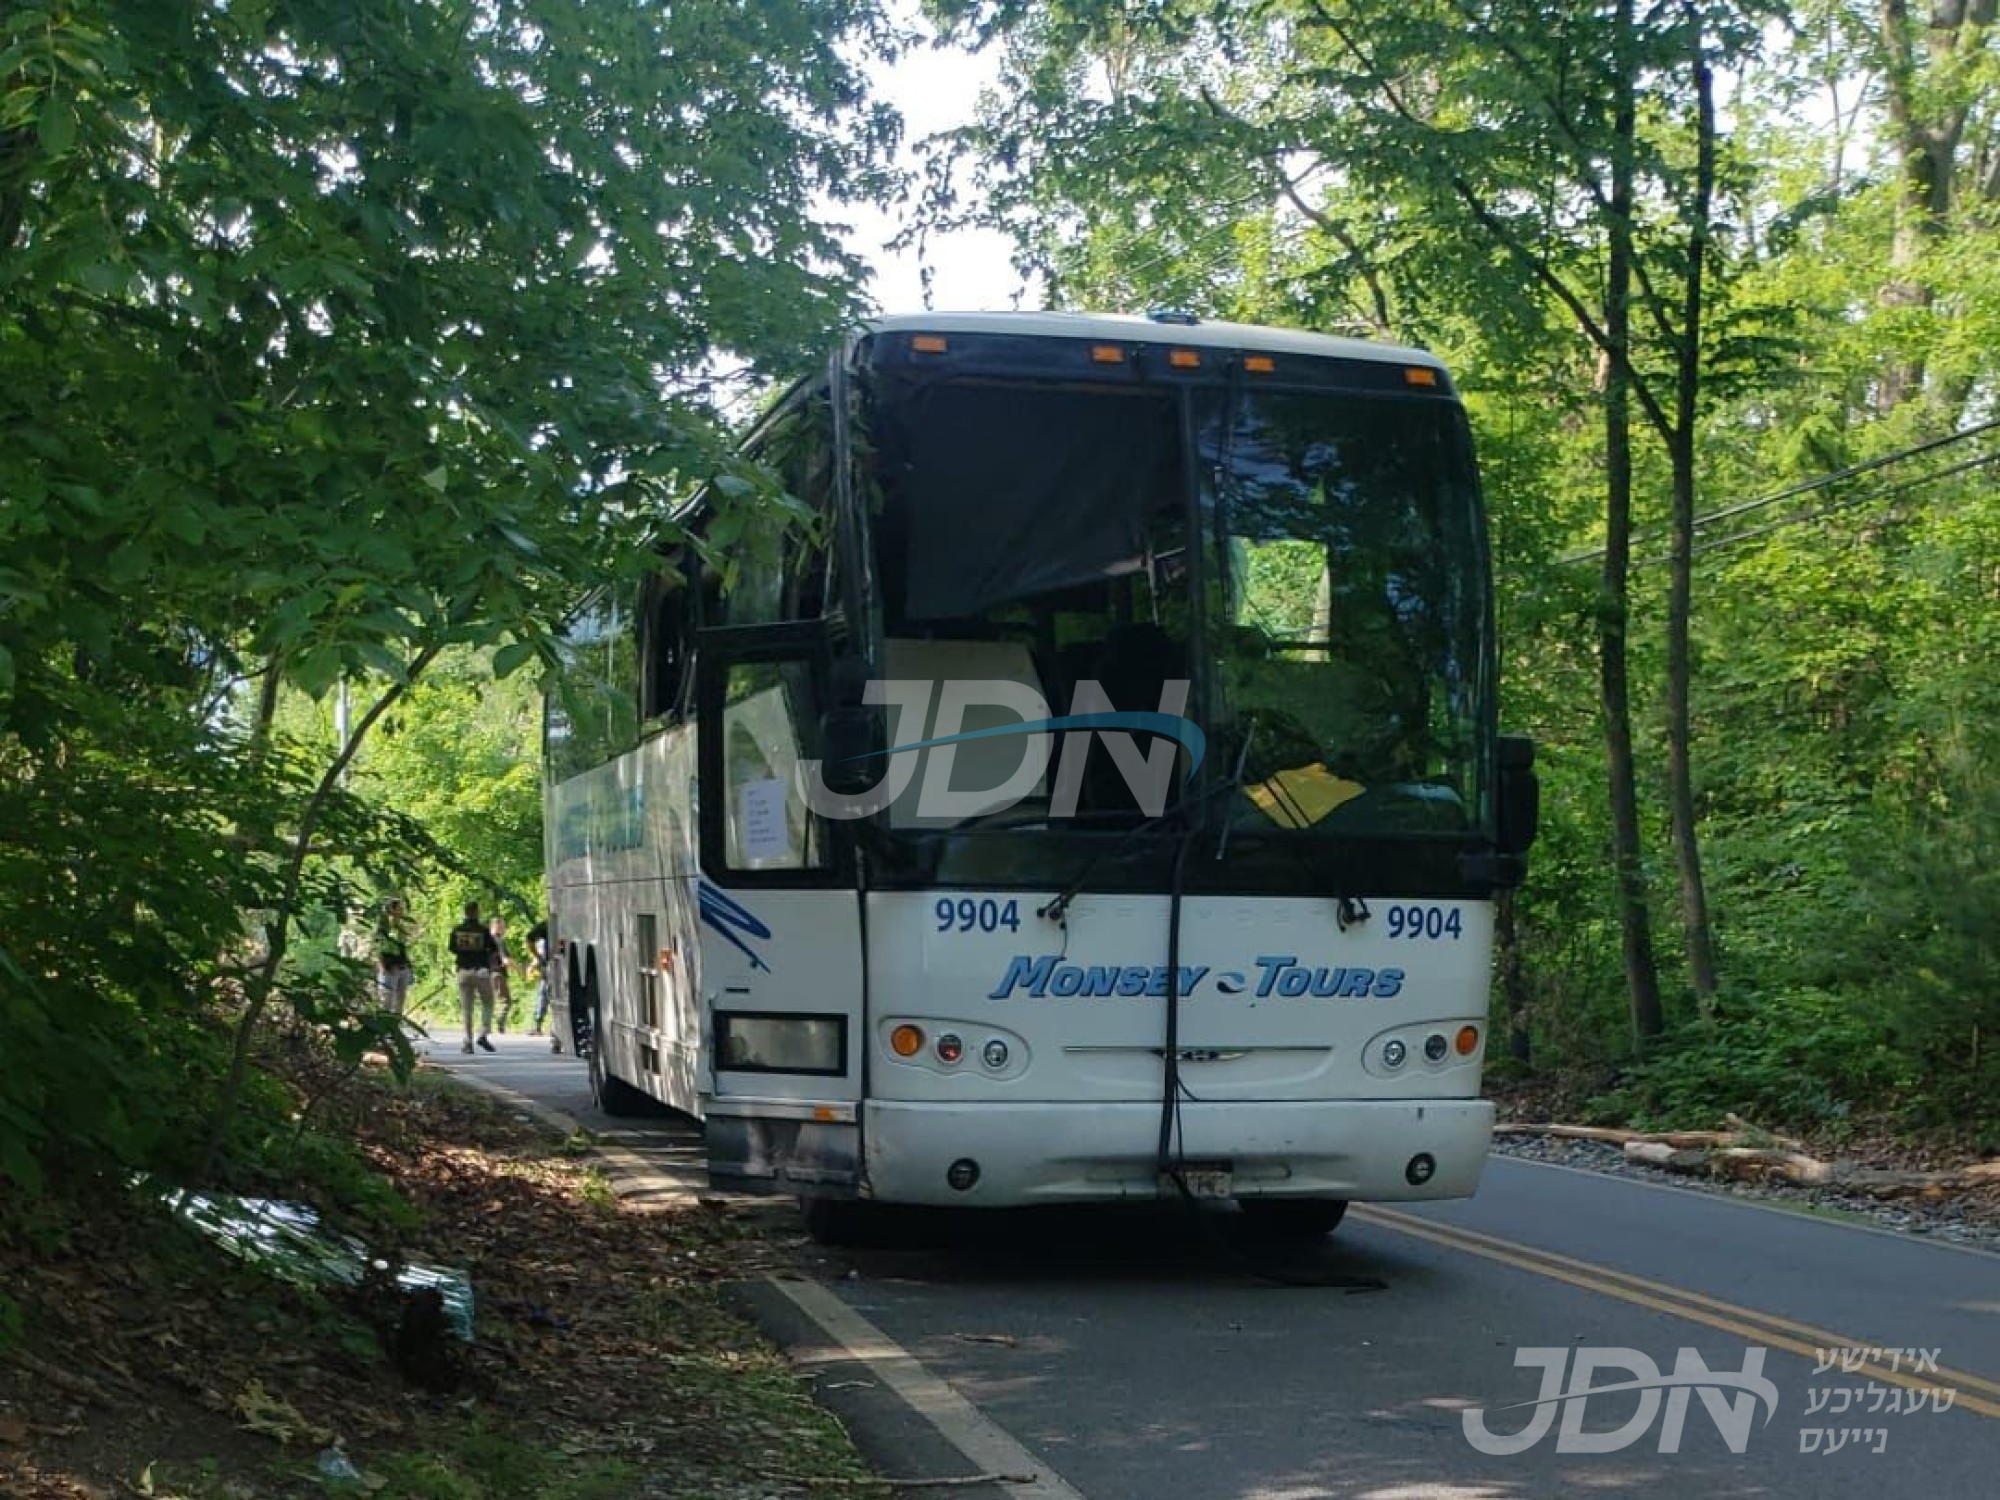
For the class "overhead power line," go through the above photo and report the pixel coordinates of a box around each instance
[1672,447,2000,561]
[1558,418,2000,567]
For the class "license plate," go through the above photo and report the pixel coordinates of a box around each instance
[1167,1169,1233,1200]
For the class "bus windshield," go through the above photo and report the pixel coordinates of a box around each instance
[1197,386,1491,844]
[857,355,1493,895]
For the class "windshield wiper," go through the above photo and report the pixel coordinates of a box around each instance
[1212,716,1258,862]
[1036,742,1255,928]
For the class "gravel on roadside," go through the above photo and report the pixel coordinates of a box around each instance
[1488,1130,2000,1251]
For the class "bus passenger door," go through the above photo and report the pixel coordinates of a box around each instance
[694,625,864,1197]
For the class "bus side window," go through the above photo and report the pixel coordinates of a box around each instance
[721,661,828,872]
[638,552,693,724]
[707,394,833,630]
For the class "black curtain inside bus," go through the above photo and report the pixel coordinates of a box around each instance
[872,381,1181,623]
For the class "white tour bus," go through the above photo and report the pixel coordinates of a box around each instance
[543,311,1537,1240]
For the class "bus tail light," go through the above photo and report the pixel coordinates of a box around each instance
[890,1024,925,1057]
[1456,1025,1480,1056]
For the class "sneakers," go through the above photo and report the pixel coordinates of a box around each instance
[460,1041,475,1054]
[477,1035,496,1053]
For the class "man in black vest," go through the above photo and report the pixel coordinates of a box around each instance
[449,901,501,1053]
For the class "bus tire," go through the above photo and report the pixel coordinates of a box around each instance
[591,1054,653,1118]
[576,945,651,1117]
[1237,1198,1349,1241]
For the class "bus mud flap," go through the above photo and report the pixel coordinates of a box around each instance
[707,1116,861,1197]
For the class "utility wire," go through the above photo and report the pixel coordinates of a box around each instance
[1672,447,2000,562]
[1559,418,2000,566]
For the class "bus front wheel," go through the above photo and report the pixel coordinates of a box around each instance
[1237,1198,1349,1241]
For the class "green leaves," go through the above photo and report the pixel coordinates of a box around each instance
[1,0,898,1203]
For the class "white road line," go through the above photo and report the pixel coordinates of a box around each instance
[766,1275,1091,1500]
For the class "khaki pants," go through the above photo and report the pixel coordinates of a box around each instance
[378,962,414,1016]
[457,968,495,1042]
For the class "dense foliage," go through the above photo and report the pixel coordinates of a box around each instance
[0,0,895,1222]
[928,0,2000,1135]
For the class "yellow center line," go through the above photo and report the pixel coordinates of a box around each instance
[1351,1205,2000,1420]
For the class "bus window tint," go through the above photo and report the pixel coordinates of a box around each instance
[866,379,1195,825]
[1198,389,1489,836]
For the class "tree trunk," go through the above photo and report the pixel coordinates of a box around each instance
[1874,0,1996,410]
[1603,0,1665,1043]
[1665,27,1719,1007]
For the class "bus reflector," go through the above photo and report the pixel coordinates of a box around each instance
[1169,349,1201,368]
[911,334,949,354]
[1404,366,1439,387]
[1456,1025,1480,1056]
[813,1106,838,1122]
[890,1024,924,1057]
[1091,344,1126,363]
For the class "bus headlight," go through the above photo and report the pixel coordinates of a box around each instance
[1382,1038,1408,1069]
[1424,1033,1449,1063]
[935,1032,964,1064]
[982,1038,1010,1070]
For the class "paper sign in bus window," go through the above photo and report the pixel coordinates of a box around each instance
[739,777,791,862]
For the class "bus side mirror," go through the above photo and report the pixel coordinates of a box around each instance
[817,704,883,797]
[1497,734,1539,860]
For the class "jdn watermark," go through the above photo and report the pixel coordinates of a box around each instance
[800,678,1203,821]
[1462,1346,1778,1455]
[1464,1344,1964,1457]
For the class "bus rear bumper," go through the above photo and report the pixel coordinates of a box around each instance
[861,1098,1494,1207]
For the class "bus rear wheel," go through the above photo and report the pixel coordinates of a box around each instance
[577,946,651,1118]
[589,1045,653,1118]
[1237,1198,1349,1241]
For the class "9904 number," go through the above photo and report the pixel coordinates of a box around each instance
[1386,904,1463,940]
[934,897,1021,934]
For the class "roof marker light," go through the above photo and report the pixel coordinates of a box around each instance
[1244,355,1276,373]
[1169,349,1201,369]
[1091,344,1127,364]
[911,334,949,354]
[1404,366,1439,387]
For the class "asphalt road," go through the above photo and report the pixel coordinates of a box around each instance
[428,1035,1999,1500]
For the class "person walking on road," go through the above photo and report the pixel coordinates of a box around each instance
[374,897,416,1016]
[449,902,502,1053]
[488,914,515,1032]
[526,919,551,1040]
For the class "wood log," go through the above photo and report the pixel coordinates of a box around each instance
[1828,1160,2000,1199]
[1708,1147,1837,1185]
[1496,1123,1748,1149]
[1505,1122,2000,1198]
[1622,1141,1713,1171]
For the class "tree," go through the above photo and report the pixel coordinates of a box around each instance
[1871,0,1999,410]
[0,0,897,1189]
[927,0,1779,1034]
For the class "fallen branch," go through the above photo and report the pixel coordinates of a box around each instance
[1508,1120,2000,1198]
[1620,1143,2000,1195]
[1496,1122,1754,1149]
